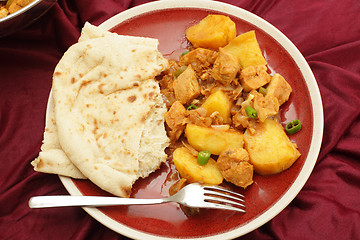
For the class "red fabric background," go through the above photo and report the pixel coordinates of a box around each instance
[1,0,359,239]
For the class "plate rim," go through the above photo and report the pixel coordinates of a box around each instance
[55,0,324,239]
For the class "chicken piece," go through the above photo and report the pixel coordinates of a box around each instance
[187,107,212,127]
[265,73,292,105]
[232,90,279,131]
[165,101,189,140]
[252,90,279,122]
[241,90,279,122]
[179,48,218,74]
[173,65,201,105]
[240,65,271,92]
[211,48,240,86]
[217,148,253,188]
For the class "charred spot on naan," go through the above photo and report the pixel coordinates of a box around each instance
[98,83,105,94]
[79,80,94,91]
[122,186,132,198]
[36,157,54,168]
[79,124,85,133]
[50,118,56,126]
[110,118,120,124]
[127,95,137,103]
[35,158,44,168]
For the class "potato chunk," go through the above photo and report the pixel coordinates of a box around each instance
[201,90,232,123]
[186,15,236,49]
[173,147,223,185]
[266,73,292,105]
[224,30,267,68]
[173,65,201,105]
[244,118,301,175]
[185,124,244,155]
[164,101,188,140]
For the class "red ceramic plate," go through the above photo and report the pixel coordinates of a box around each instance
[54,1,323,239]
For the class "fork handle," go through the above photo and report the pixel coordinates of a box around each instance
[29,195,168,208]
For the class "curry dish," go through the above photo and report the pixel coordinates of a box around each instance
[0,0,35,19]
[159,14,301,193]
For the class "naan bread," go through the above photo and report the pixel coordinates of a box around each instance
[31,22,111,178]
[32,23,170,197]
[31,104,86,179]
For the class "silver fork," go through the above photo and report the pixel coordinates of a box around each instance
[29,183,245,212]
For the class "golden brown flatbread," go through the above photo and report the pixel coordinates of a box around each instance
[32,23,169,197]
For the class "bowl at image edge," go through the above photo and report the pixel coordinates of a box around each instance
[0,0,57,37]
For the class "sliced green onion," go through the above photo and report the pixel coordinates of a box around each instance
[258,87,267,96]
[285,119,302,135]
[181,50,190,56]
[186,104,198,110]
[197,151,211,166]
[174,66,187,78]
[245,106,257,119]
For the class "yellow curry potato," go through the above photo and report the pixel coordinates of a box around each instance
[201,90,232,123]
[185,124,244,155]
[186,15,236,49]
[244,118,301,175]
[173,147,223,185]
[224,30,267,68]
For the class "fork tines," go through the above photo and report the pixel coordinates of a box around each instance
[203,185,246,213]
